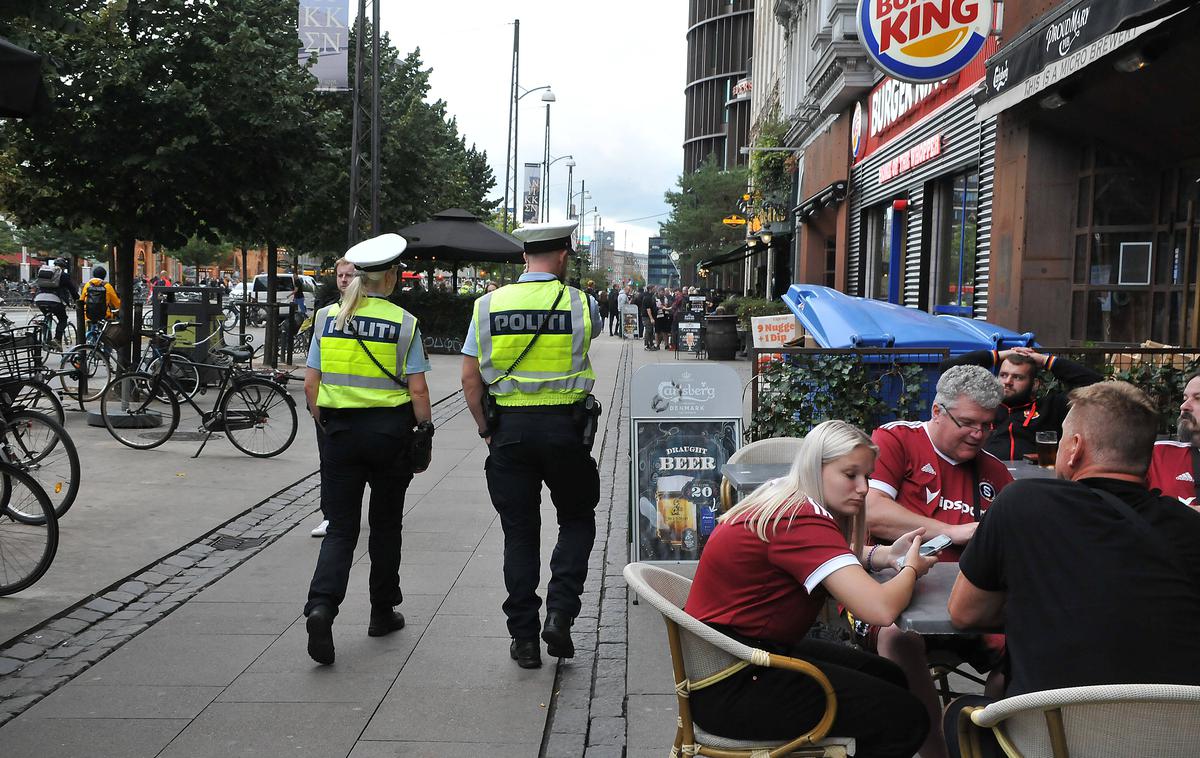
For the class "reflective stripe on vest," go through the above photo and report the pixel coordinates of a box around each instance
[474,280,595,406]
[317,298,416,408]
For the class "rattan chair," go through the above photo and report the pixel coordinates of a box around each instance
[623,562,856,757]
[957,683,1200,758]
[719,436,806,512]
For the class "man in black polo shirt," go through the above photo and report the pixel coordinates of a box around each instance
[945,381,1200,756]
[938,347,1101,460]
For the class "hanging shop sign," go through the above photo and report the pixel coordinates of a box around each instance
[630,364,743,562]
[857,0,992,83]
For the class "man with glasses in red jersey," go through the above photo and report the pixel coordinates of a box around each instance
[863,365,1014,758]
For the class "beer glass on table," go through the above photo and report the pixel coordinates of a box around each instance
[1035,431,1059,467]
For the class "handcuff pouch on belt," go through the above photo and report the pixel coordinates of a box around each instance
[349,321,433,471]
[574,394,602,453]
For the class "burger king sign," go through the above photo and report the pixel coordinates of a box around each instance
[857,0,992,83]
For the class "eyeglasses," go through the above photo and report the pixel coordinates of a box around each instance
[939,404,995,434]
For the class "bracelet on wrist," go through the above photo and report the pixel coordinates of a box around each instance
[901,564,918,579]
[866,544,880,574]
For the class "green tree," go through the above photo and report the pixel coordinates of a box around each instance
[14,223,108,264]
[660,157,749,279]
[167,236,225,271]
[0,0,327,357]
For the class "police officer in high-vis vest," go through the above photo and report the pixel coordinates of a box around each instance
[303,233,434,666]
[461,220,602,670]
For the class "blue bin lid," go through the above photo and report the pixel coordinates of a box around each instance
[782,284,1035,353]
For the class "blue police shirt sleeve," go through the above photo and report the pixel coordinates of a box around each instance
[306,336,321,370]
[405,326,432,374]
[461,314,479,357]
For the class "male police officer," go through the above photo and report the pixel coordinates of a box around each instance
[460,220,601,669]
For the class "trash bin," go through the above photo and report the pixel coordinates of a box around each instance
[152,286,226,381]
[704,315,739,360]
[780,284,1036,419]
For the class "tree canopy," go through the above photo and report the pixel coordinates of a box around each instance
[660,157,749,272]
[0,4,497,269]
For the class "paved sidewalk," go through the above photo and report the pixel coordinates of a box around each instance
[0,333,753,756]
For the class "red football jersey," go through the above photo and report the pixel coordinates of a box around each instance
[869,421,1014,561]
[1147,440,1198,506]
[685,498,858,642]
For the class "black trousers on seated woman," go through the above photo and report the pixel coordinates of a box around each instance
[691,633,928,758]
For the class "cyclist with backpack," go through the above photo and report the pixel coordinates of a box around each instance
[32,257,78,349]
[80,266,121,327]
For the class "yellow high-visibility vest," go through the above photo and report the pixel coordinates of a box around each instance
[473,279,595,407]
[317,297,416,408]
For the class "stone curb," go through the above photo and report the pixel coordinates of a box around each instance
[542,342,632,756]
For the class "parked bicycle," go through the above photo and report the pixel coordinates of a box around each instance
[0,460,57,596]
[100,321,297,458]
[0,403,80,521]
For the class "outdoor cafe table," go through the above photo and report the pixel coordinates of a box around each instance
[721,460,1054,633]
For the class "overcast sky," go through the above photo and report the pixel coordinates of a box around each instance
[376,2,687,255]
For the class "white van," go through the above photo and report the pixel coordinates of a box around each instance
[228,273,316,311]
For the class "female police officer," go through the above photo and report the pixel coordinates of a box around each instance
[302,233,433,666]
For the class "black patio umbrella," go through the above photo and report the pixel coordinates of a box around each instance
[0,36,49,118]
[396,208,525,289]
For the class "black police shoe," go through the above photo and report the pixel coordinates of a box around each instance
[368,609,406,637]
[306,605,335,665]
[542,611,575,658]
[510,638,542,669]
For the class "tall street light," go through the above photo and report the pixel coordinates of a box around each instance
[545,154,573,221]
[564,158,576,218]
[504,80,554,231]
[541,99,555,222]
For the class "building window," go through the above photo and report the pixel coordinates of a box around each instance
[864,202,902,301]
[1070,146,1199,344]
[932,169,979,315]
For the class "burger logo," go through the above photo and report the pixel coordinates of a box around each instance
[857,0,992,83]
[850,101,864,158]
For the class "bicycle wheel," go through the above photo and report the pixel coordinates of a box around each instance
[222,305,239,330]
[58,344,118,403]
[0,410,80,520]
[100,372,180,449]
[61,321,77,347]
[0,378,66,426]
[146,354,200,399]
[220,378,297,458]
[0,463,57,595]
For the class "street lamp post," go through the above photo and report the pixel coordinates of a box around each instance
[543,154,574,221]
[541,102,551,221]
[565,158,576,218]
[504,81,554,231]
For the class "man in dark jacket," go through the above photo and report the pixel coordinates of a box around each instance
[939,347,1101,461]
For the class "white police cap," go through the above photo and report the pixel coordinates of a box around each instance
[512,220,578,255]
[345,233,408,271]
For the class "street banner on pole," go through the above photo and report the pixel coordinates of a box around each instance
[298,0,349,91]
[522,163,542,224]
[630,364,743,562]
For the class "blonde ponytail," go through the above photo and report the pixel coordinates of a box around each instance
[334,268,393,331]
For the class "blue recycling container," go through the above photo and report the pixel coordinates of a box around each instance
[779,285,1037,423]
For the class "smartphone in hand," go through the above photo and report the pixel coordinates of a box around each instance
[895,534,954,568]
[918,533,953,557]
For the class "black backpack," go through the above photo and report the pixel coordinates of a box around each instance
[33,265,62,291]
[84,280,108,320]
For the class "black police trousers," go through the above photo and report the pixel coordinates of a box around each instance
[305,416,414,617]
[485,411,600,640]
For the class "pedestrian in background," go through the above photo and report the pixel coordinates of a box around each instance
[596,287,609,335]
[608,284,621,336]
[310,256,358,538]
[460,220,601,670]
[303,234,433,666]
[616,286,629,338]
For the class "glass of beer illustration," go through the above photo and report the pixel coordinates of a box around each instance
[656,475,698,554]
[1035,431,1058,467]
